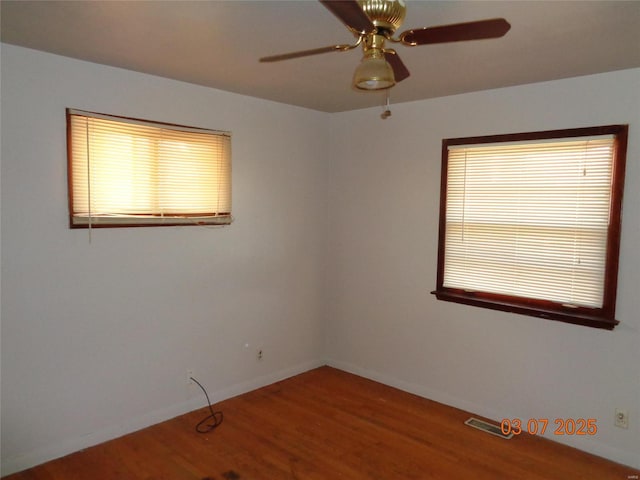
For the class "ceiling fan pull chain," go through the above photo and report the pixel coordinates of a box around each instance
[381,90,392,120]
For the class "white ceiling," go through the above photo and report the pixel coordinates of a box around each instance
[2,0,639,113]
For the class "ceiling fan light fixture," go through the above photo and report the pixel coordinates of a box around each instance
[353,50,395,91]
[261,0,511,98]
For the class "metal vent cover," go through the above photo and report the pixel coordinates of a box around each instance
[464,417,513,439]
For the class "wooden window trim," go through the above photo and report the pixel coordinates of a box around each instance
[432,125,628,330]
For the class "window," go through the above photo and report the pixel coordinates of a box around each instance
[67,109,231,228]
[433,125,628,330]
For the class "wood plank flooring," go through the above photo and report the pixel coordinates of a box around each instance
[4,366,637,479]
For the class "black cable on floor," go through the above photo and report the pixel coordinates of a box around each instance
[190,376,224,433]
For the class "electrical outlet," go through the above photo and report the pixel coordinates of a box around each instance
[615,408,628,429]
[187,369,194,385]
[257,349,263,361]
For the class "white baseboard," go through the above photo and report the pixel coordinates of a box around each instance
[1,359,325,477]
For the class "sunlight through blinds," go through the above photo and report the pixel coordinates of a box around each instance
[444,136,615,308]
[68,109,231,226]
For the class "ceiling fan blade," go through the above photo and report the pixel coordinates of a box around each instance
[384,51,410,83]
[400,18,511,46]
[319,0,375,34]
[260,44,353,63]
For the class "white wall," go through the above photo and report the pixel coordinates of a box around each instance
[0,44,328,475]
[325,69,640,468]
[2,42,639,475]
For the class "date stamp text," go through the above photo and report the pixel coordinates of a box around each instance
[500,418,597,436]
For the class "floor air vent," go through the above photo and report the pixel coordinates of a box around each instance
[464,417,513,439]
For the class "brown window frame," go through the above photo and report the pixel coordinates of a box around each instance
[432,125,628,330]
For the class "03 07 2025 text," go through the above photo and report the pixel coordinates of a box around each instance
[500,418,597,436]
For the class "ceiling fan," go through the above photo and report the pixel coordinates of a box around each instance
[260,0,510,92]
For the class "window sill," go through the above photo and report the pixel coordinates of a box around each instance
[431,290,618,330]
[70,215,232,228]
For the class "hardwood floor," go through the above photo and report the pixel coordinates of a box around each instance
[4,366,637,479]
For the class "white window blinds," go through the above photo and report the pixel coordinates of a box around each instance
[68,109,231,227]
[444,136,615,309]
